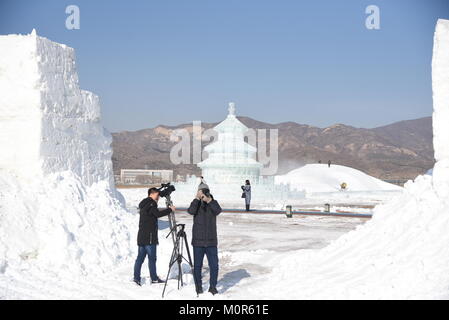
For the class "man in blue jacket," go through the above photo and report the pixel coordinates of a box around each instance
[133,187,175,286]
[187,188,222,295]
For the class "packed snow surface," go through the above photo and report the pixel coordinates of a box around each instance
[275,164,401,193]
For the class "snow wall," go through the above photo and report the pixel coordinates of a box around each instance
[432,19,449,199]
[0,31,132,275]
[257,19,449,299]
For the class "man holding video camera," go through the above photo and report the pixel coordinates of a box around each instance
[133,187,176,286]
[187,186,222,295]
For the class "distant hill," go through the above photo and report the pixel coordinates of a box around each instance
[111,116,434,180]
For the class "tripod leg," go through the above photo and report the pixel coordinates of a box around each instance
[162,234,183,297]
[177,234,185,289]
[180,239,185,287]
[183,233,194,267]
[162,245,177,298]
[178,258,182,290]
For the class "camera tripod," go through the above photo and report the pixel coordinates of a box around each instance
[161,223,195,298]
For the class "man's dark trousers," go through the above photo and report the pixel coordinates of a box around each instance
[193,246,219,288]
[134,244,158,282]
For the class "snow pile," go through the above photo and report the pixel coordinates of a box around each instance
[256,19,449,299]
[0,31,131,275]
[275,164,401,193]
[259,174,449,299]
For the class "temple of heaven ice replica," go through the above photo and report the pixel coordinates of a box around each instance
[197,102,263,184]
[172,102,304,208]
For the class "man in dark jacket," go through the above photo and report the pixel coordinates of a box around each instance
[187,188,222,295]
[133,187,175,286]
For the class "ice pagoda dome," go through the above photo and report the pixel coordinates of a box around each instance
[203,102,257,154]
[213,102,248,133]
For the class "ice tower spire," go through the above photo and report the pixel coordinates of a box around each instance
[228,102,236,116]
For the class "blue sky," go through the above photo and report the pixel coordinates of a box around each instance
[1,0,448,132]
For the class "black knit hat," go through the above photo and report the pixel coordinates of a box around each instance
[148,187,160,196]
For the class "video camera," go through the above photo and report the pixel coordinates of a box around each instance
[199,188,212,199]
[157,182,176,198]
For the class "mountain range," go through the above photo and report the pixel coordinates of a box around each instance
[111,116,434,180]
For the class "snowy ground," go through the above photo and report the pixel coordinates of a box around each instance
[0,204,366,299]
[120,187,401,213]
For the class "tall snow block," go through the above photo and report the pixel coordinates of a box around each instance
[0,31,130,275]
[0,31,113,186]
[432,19,449,196]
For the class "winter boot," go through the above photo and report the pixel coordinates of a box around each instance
[208,287,218,295]
[196,284,203,295]
[133,279,142,286]
[245,204,250,212]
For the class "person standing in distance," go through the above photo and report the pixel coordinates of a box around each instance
[187,187,222,295]
[241,180,251,211]
[133,187,176,286]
